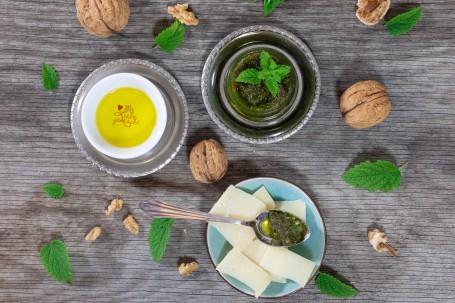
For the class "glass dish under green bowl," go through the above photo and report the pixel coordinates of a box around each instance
[202,25,320,144]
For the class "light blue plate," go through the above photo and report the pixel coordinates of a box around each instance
[206,177,326,298]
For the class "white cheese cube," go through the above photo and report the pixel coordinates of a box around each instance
[217,249,272,298]
[275,199,306,222]
[253,186,276,210]
[259,246,315,287]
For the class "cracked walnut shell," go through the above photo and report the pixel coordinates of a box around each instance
[124,214,139,235]
[356,0,391,26]
[75,0,130,37]
[190,139,228,184]
[168,3,199,26]
[340,80,391,129]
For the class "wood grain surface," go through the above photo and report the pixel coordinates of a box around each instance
[1,1,454,302]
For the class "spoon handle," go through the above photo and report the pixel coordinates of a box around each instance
[138,200,247,225]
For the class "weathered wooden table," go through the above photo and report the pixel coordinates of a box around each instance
[1,1,454,302]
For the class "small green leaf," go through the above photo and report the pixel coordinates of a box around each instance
[273,65,292,80]
[269,59,277,70]
[260,51,272,70]
[315,273,359,298]
[236,68,262,84]
[42,183,65,199]
[265,77,279,97]
[149,218,175,262]
[386,7,422,37]
[39,240,73,284]
[41,63,59,90]
[155,20,186,53]
[264,0,285,16]
[342,160,402,192]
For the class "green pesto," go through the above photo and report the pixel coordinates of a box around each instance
[225,50,296,120]
[260,210,307,246]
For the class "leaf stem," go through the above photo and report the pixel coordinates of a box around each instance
[150,43,159,54]
[399,161,409,171]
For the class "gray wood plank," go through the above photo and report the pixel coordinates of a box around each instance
[0,0,454,302]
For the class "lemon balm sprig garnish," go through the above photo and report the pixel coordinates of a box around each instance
[235,51,292,97]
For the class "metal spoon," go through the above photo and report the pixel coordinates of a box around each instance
[138,200,310,247]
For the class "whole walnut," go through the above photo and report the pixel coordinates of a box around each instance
[75,0,130,37]
[190,139,228,184]
[340,80,391,129]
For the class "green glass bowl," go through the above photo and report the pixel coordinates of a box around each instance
[220,44,303,128]
[202,26,320,144]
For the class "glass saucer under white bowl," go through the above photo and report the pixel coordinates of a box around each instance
[71,59,189,178]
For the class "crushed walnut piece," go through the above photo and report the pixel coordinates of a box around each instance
[105,198,123,215]
[124,214,139,235]
[85,226,102,241]
[368,228,397,257]
[179,261,199,276]
[167,3,199,26]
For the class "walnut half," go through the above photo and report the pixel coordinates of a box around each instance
[85,226,102,241]
[124,214,139,235]
[168,4,199,26]
[105,198,123,215]
[356,0,391,26]
[179,262,199,276]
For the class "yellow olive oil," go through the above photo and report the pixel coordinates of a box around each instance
[96,87,157,148]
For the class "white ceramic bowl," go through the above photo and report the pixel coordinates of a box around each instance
[81,73,167,159]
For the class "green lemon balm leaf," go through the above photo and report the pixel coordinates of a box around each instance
[39,240,73,284]
[273,65,291,80]
[264,0,285,16]
[265,78,279,97]
[42,183,65,199]
[236,68,262,84]
[41,63,59,90]
[342,160,402,192]
[315,273,359,298]
[155,20,186,53]
[149,218,175,262]
[260,51,272,70]
[269,59,277,70]
[386,7,422,37]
